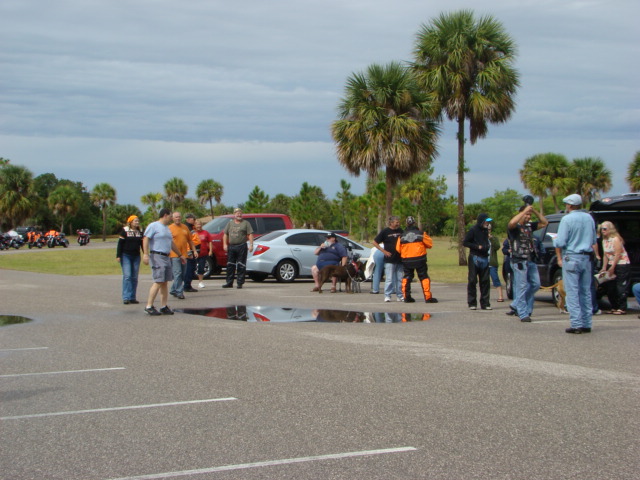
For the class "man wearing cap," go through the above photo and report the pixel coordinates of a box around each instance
[506,204,548,322]
[463,213,493,310]
[222,208,254,289]
[311,233,348,292]
[553,194,598,333]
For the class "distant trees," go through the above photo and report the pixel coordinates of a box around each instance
[0,164,36,230]
[164,177,187,211]
[627,151,640,192]
[49,185,81,233]
[520,154,612,210]
[196,179,224,217]
[91,183,117,241]
[244,186,270,213]
[413,10,520,265]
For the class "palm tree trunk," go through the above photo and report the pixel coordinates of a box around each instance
[209,199,214,218]
[456,117,468,266]
[385,175,393,219]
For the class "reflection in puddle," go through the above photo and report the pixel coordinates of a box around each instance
[176,306,431,323]
[0,315,33,326]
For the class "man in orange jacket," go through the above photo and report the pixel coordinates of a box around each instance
[396,216,438,303]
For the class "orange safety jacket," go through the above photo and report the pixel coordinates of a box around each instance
[396,227,433,260]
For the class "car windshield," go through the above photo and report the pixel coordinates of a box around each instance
[202,217,231,234]
[258,230,288,242]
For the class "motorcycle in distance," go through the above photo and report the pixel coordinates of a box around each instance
[1,232,24,249]
[45,231,69,248]
[27,230,45,249]
[77,229,91,246]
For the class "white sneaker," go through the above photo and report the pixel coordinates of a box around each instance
[198,282,205,289]
[384,297,391,303]
[397,297,404,302]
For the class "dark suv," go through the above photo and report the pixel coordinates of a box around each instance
[503,193,640,303]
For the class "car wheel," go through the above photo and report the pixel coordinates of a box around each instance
[505,271,514,300]
[248,272,268,282]
[274,260,297,283]
[551,269,563,307]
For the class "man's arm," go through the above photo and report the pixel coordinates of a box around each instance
[531,207,548,228]
[142,237,150,265]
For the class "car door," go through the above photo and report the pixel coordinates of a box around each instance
[285,232,324,277]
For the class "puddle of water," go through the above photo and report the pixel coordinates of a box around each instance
[0,315,33,326]
[175,306,431,323]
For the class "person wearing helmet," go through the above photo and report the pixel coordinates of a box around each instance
[395,216,437,303]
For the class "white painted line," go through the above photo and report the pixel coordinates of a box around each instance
[1,397,238,420]
[0,346,48,352]
[0,367,126,378]
[105,446,417,480]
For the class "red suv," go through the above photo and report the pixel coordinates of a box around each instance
[201,213,293,278]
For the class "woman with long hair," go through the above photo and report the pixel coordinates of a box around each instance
[117,215,144,304]
[599,221,631,314]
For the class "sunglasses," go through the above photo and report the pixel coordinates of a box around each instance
[601,227,609,231]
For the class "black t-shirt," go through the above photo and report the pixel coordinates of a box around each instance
[374,227,404,263]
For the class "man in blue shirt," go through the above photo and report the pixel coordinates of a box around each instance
[553,194,598,334]
[142,208,186,316]
[311,233,348,292]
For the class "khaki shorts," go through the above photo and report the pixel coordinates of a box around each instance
[150,253,173,283]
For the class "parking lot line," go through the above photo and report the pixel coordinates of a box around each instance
[0,346,48,352]
[0,367,125,378]
[1,397,238,420]
[105,446,418,480]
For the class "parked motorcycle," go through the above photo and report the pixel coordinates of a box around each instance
[45,232,69,248]
[77,229,91,246]
[27,231,44,249]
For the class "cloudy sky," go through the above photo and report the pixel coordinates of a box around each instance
[1,0,638,209]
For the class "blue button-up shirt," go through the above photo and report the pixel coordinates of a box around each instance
[553,210,597,254]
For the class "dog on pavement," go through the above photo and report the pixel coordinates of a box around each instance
[540,279,567,313]
[317,260,364,294]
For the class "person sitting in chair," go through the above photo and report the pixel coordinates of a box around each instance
[311,233,348,293]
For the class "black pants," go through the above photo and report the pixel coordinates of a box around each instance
[401,257,432,301]
[604,263,630,311]
[226,243,248,286]
[467,254,490,308]
[184,257,197,288]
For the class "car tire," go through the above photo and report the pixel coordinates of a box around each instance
[274,260,297,283]
[248,272,268,282]
[202,257,216,279]
[505,271,514,300]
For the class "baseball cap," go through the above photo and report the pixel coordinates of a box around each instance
[326,232,337,239]
[562,194,582,206]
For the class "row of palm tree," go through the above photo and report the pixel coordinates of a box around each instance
[331,10,520,265]
[520,154,613,214]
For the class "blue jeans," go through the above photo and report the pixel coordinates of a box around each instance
[371,249,385,293]
[170,257,186,295]
[121,254,141,301]
[384,262,403,299]
[510,259,540,319]
[489,266,501,287]
[633,283,640,307]
[562,253,593,329]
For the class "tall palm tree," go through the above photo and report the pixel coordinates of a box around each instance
[91,183,117,241]
[48,185,81,233]
[164,177,188,211]
[568,157,612,204]
[331,62,440,219]
[627,151,640,192]
[0,164,36,230]
[413,9,520,265]
[520,153,571,213]
[196,179,224,217]
[140,192,163,218]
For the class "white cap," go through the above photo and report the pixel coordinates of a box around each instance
[562,193,582,206]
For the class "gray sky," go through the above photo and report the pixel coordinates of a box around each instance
[2,0,639,209]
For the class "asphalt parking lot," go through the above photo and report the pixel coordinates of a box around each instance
[1,266,639,480]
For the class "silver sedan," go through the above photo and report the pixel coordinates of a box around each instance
[246,229,371,282]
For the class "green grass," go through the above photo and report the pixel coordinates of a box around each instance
[0,237,470,283]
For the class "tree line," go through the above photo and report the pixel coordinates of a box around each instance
[1,152,637,242]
